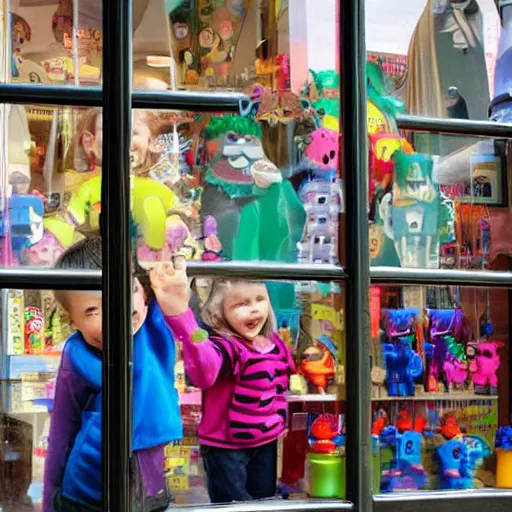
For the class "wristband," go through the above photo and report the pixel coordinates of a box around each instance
[191,329,209,344]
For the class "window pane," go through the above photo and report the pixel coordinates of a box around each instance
[1,286,100,510]
[130,108,343,268]
[371,284,512,494]
[0,104,102,268]
[366,0,502,121]
[146,278,347,505]
[370,131,511,271]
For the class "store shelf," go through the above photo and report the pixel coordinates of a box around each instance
[287,393,339,402]
[0,83,246,112]
[396,113,512,138]
[371,393,498,402]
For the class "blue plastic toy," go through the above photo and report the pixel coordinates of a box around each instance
[383,335,423,396]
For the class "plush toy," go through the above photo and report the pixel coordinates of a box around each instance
[200,115,305,262]
[467,341,504,395]
[443,336,468,391]
[379,411,426,492]
[66,174,180,250]
[382,336,423,397]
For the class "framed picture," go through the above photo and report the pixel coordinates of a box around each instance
[457,140,507,206]
[439,140,508,207]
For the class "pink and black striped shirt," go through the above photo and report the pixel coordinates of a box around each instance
[166,308,295,449]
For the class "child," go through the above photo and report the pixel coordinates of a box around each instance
[43,237,183,512]
[153,260,299,503]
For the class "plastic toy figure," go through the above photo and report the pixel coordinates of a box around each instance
[379,411,426,492]
[309,414,344,454]
[467,341,504,395]
[8,194,45,259]
[299,345,335,394]
[443,336,468,391]
[382,336,423,397]
[65,174,180,252]
[200,115,305,262]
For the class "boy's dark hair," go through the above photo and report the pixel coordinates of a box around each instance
[53,237,102,310]
[53,236,154,310]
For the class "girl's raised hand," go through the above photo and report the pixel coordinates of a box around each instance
[149,255,190,316]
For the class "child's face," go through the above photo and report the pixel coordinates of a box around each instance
[222,283,270,340]
[66,278,147,350]
[131,115,153,170]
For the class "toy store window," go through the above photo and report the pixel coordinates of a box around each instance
[146,278,348,506]
[369,130,512,271]
[0,104,103,268]
[129,108,344,269]
[370,283,512,495]
[365,0,502,123]
[1,103,344,269]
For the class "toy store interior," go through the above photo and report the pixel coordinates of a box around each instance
[1,0,512,510]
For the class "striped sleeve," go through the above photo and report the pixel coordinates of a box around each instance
[165,309,235,389]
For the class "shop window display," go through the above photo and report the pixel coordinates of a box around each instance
[370,284,511,493]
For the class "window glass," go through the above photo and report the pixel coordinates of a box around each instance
[370,131,511,271]
[366,0,502,121]
[0,279,347,509]
[145,278,347,505]
[371,284,511,493]
[0,104,343,269]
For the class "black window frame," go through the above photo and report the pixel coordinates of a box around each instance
[1,0,512,511]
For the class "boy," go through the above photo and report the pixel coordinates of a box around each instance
[43,237,182,512]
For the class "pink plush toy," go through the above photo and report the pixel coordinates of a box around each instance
[468,341,504,395]
[304,128,340,170]
[443,356,468,391]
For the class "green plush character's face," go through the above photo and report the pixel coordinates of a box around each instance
[210,130,265,185]
[222,131,264,170]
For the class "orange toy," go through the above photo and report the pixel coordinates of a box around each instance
[310,414,340,453]
[440,413,461,439]
[300,346,335,392]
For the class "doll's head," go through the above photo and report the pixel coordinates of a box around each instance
[201,279,276,340]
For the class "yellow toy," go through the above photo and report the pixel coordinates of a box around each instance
[66,175,180,250]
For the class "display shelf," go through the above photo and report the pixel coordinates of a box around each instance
[287,393,339,402]
[371,393,499,402]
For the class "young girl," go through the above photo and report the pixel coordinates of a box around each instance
[152,260,299,503]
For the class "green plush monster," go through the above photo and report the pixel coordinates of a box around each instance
[201,115,306,262]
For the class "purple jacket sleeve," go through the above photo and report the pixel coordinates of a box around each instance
[165,309,232,389]
[43,356,95,512]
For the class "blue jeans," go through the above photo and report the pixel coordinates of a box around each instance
[201,441,277,503]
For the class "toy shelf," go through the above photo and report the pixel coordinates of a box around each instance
[371,394,499,402]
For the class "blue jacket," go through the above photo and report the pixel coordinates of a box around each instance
[61,302,182,506]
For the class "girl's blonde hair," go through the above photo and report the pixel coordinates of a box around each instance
[201,279,277,339]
